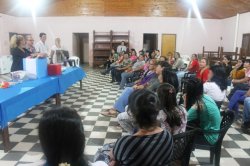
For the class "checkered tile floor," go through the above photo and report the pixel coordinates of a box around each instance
[0,66,250,166]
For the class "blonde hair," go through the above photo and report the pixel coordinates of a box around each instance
[10,34,24,48]
[55,38,61,48]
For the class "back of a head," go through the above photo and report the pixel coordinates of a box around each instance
[157,83,181,128]
[183,77,203,110]
[162,68,179,92]
[210,65,227,91]
[158,61,171,70]
[38,107,87,166]
[157,83,177,110]
[128,89,160,129]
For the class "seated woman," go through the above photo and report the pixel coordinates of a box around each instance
[101,48,118,69]
[230,59,245,80]
[129,48,138,63]
[204,65,227,109]
[157,83,187,135]
[228,59,250,99]
[100,59,158,117]
[228,88,250,118]
[101,52,124,75]
[222,56,232,86]
[38,107,89,166]
[117,69,180,134]
[172,52,184,71]
[110,53,131,83]
[197,58,209,83]
[242,97,250,134]
[184,77,221,145]
[119,54,145,89]
[177,54,199,86]
[110,89,173,166]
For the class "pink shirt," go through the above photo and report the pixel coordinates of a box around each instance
[245,69,250,86]
[130,55,137,62]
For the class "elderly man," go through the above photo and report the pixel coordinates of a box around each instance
[25,35,36,54]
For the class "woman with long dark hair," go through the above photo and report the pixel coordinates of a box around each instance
[110,89,173,166]
[38,107,88,166]
[157,83,187,135]
[183,77,221,145]
[203,65,227,108]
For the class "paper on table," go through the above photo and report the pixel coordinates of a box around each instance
[25,58,37,75]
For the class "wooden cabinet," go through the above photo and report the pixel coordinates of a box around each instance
[93,30,129,66]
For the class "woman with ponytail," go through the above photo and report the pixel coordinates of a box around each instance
[109,89,173,166]
[10,34,31,72]
[183,77,221,145]
[157,83,187,135]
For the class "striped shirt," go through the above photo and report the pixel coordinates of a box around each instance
[113,130,173,166]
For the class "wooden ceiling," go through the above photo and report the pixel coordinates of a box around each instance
[0,0,250,19]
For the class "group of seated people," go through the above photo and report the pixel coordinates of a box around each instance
[33,49,250,165]
[100,49,185,90]
[37,75,221,165]
[100,48,250,133]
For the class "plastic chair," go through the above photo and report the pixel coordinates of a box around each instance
[170,129,197,166]
[193,111,235,166]
[68,56,80,67]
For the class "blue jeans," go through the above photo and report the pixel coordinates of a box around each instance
[228,90,246,112]
[114,87,134,113]
[120,72,134,89]
[243,97,250,123]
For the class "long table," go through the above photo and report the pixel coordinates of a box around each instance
[0,67,86,152]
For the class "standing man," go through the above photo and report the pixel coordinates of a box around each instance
[35,32,49,57]
[116,41,127,53]
[25,35,36,54]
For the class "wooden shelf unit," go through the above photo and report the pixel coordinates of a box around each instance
[93,30,129,66]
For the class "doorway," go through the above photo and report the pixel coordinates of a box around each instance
[161,34,176,57]
[241,33,250,58]
[72,33,89,64]
[143,33,158,52]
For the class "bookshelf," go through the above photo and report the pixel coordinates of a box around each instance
[93,30,129,66]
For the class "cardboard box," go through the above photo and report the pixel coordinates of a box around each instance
[48,64,62,76]
[23,58,48,78]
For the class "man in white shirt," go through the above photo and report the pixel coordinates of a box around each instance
[116,41,127,53]
[35,32,49,57]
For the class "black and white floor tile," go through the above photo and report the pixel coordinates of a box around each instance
[0,66,249,166]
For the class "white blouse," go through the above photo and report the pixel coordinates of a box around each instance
[203,82,226,102]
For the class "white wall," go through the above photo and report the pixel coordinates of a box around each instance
[237,12,250,48]
[0,14,17,55]
[11,16,222,66]
[221,12,250,52]
[221,16,236,51]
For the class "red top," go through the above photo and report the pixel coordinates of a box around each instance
[197,67,209,83]
[188,59,199,73]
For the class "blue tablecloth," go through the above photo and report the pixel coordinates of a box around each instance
[0,77,59,128]
[0,67,86,129]
[55,67,86,94]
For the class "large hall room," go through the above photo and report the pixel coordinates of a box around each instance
[0,0,250,165]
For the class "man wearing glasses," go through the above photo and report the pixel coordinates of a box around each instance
[25,35,36,54]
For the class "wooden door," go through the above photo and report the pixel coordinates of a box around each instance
[241,33,250,58]
[161,34,176,57]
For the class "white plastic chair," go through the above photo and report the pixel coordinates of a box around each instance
[68,56,80,67]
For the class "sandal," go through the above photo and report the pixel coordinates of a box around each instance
[100,109,118,118]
